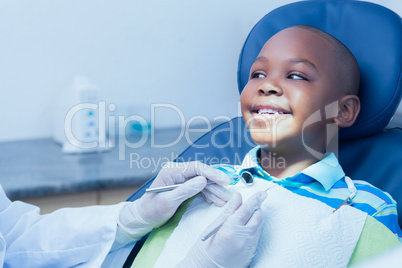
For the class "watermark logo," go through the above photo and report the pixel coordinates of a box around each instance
[62,100,340,168]
[302,101,339,166]
[62,101,256,161]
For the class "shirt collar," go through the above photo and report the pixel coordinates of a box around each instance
[239,146,345,191]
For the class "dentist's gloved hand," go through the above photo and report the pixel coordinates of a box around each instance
[178,191,267,268]
[117,161,231,242]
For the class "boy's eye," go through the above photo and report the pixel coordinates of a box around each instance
[288,73,307,80]
[251,72,266,79]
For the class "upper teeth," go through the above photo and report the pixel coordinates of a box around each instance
[258,108,283,115]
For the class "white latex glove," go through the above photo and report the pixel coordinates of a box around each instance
[178,191,267,268]
[117,161,231,241]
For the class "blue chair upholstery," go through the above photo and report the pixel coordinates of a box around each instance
[123,1,402,265]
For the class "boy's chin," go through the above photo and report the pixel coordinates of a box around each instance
[249,131,286,146]
[250,136,283,151]
[250,133,303,153]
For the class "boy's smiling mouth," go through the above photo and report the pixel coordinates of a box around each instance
[251,104,291,116]
[257,108,285,115]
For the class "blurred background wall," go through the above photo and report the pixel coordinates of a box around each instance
[0,0,401,142]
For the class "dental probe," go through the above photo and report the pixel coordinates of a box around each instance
[201,184,278,242]
[145,181,215,193]
[145,171,254,194]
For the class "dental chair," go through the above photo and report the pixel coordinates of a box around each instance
[123,0,402,266]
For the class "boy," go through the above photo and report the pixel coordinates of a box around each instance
[230,24,401,238]
[129,25,401,267]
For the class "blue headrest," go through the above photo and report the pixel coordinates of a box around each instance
[237,0,402,140]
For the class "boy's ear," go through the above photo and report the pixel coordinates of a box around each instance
[334,95,360,128]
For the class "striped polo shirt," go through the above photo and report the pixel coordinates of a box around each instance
[214,146,402,241]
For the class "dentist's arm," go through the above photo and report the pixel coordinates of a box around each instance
[116,161,232,243]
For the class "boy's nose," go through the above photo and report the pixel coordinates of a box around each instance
[258,80,283,96]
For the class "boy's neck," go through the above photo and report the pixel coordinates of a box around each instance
[258,148,319,179]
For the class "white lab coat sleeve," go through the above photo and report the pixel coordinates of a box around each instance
[0,186,134,268]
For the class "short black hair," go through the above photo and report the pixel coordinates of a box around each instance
[290,25,360,95]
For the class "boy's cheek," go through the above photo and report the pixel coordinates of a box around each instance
[240,104,252,122]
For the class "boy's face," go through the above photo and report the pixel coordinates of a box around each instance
[241,27,343,152]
